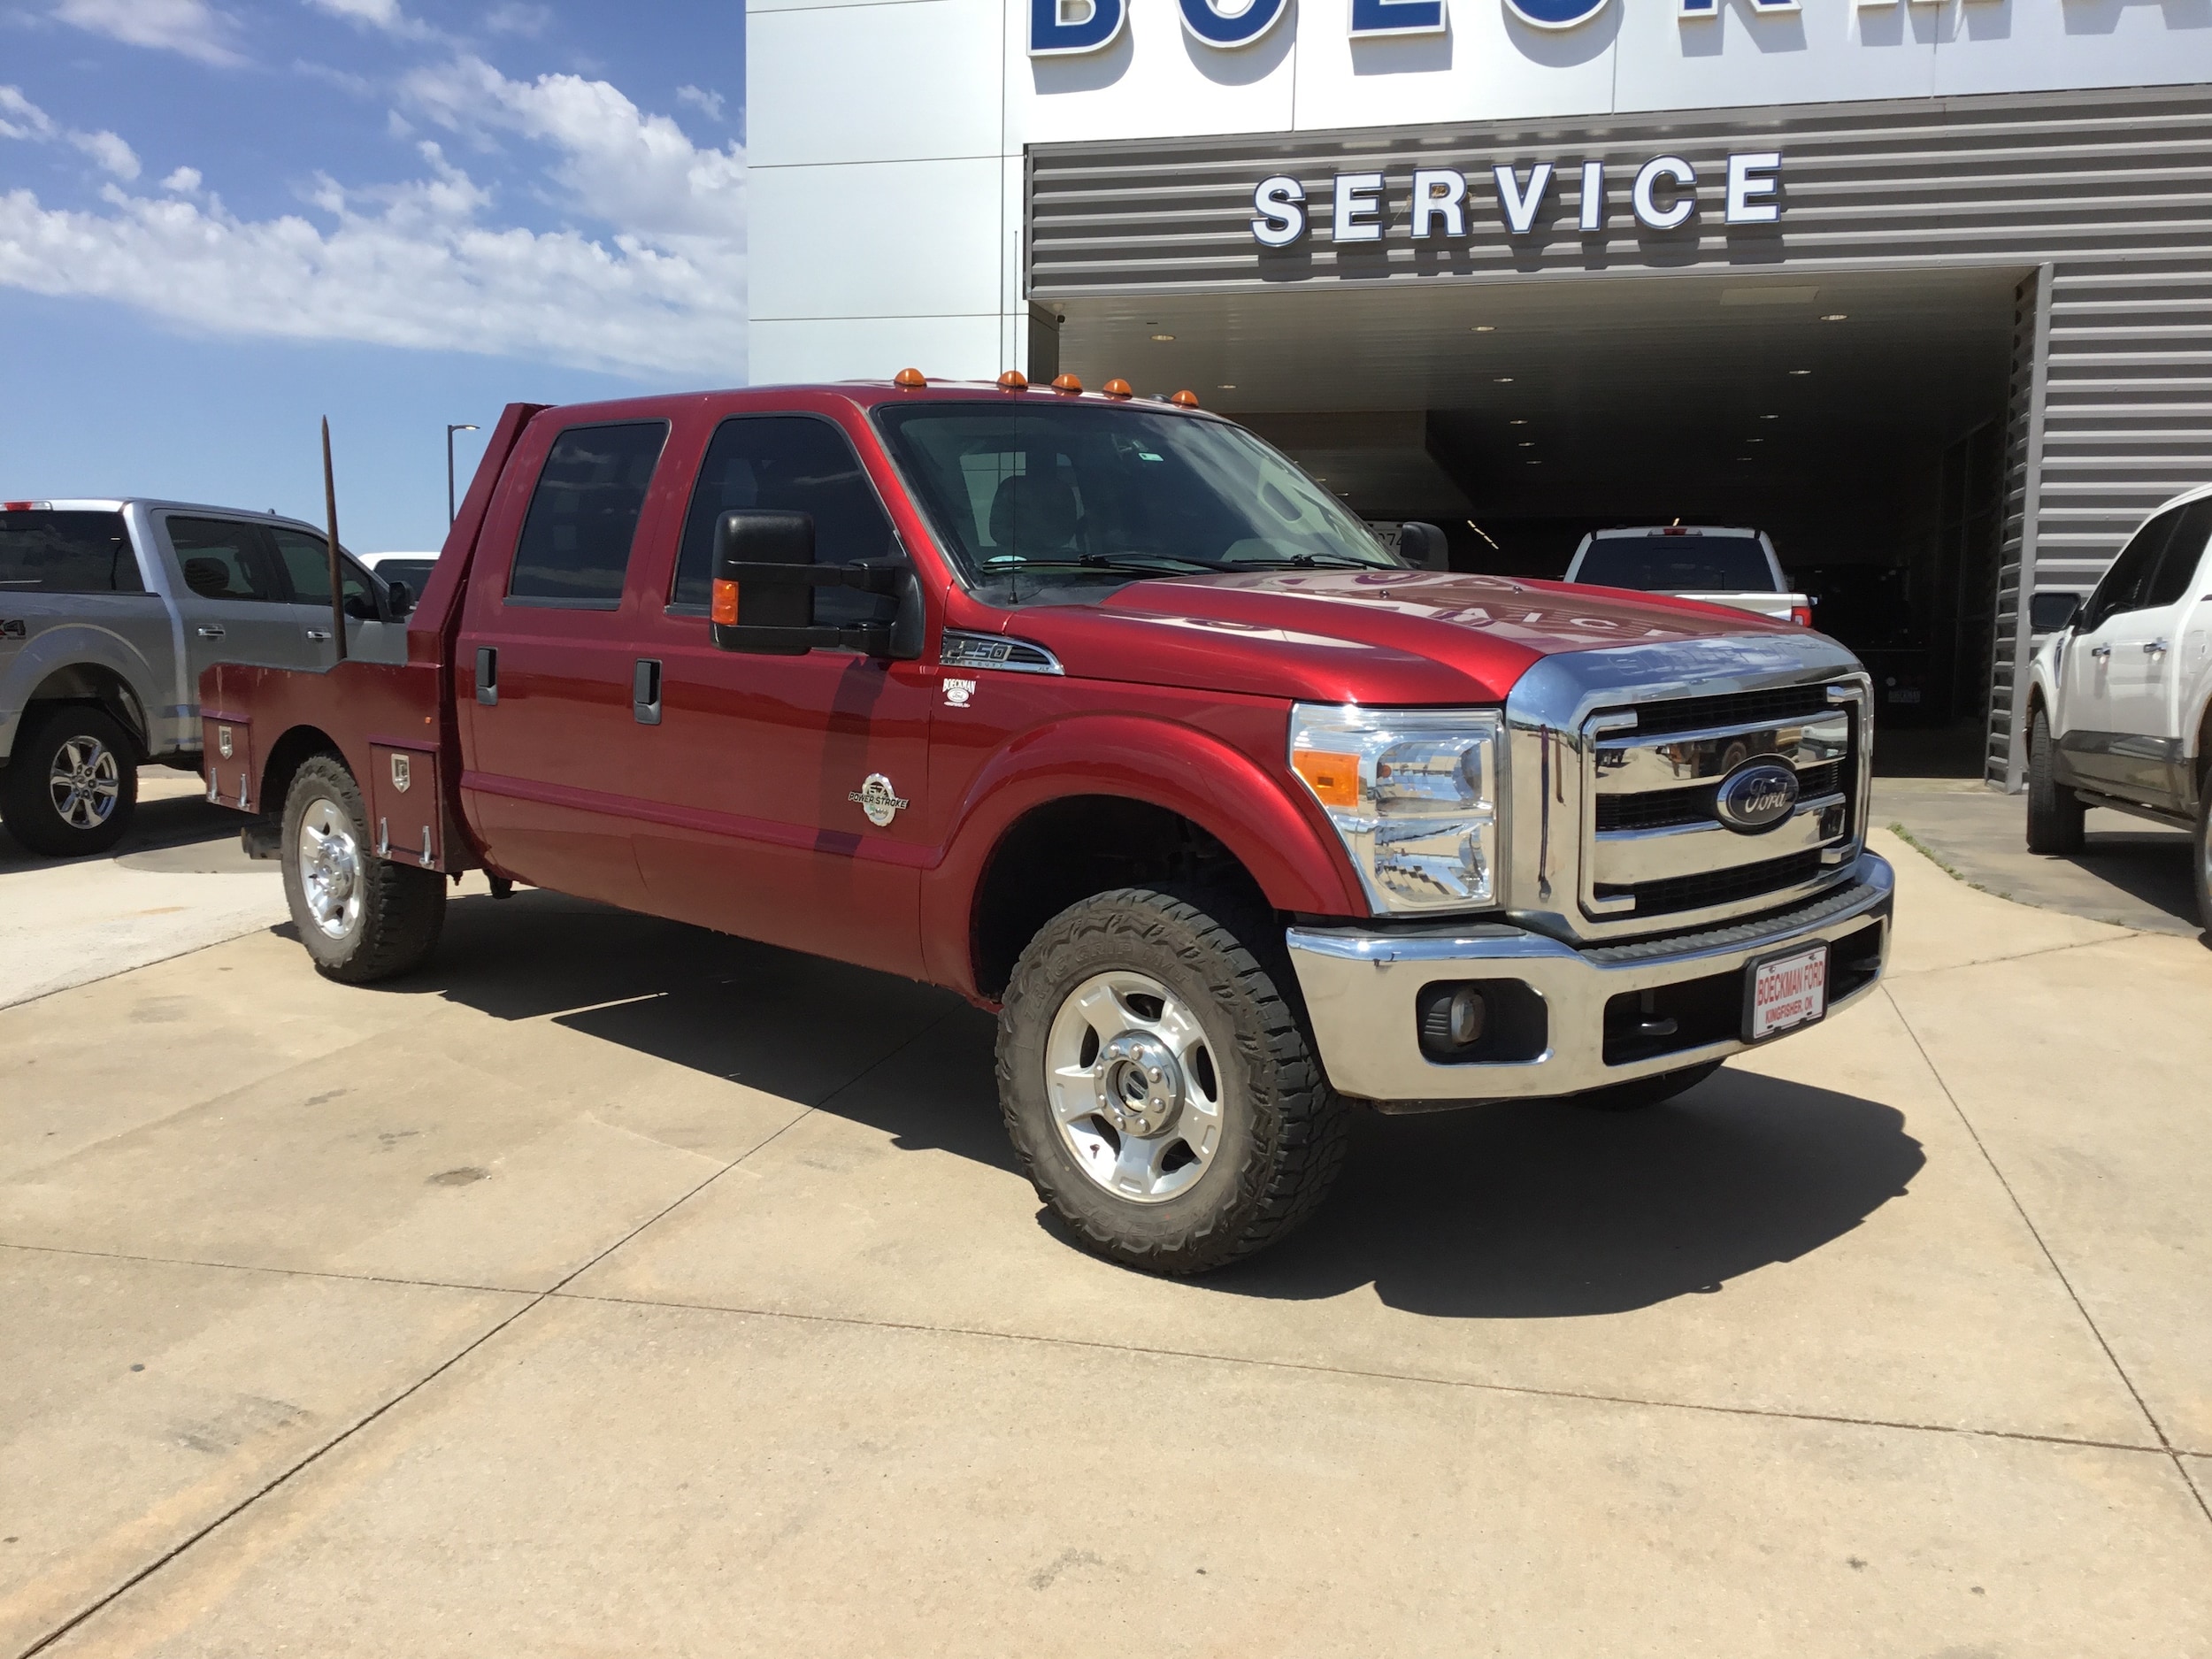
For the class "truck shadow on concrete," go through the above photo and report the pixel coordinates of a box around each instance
[411,888,1926,1319]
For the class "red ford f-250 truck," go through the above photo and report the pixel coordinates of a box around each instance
[202,378,1893,1274]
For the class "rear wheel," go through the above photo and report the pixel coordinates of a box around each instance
[996,886,1349,1275]
[280,755,445,983]
[1567,1058,1724,1113]
[0,705,137,858]
[2025,708,2085,856]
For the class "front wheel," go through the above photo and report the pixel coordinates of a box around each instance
[996,887,1349,1275]
[2193,772,2211,937]
[280,755,445,983]
[2026,708,2085,856]
[0,705,138,858]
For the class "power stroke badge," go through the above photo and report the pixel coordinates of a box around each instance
[849,773,910,827]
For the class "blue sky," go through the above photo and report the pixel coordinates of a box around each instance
[0,0,745,549]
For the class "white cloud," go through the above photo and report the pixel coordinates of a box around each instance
[482,4,549,36]
[3,85,145,180]
[676,85,725,123]
[68,128,141,180]
[0,128,745,380]
[402,57,744,249]
[51,0,243,65]
[303,0,433,41]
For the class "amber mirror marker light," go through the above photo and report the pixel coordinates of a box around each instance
[1102,378,1133,399]
[893,367,926,388]
[996,370,1028,391]
[1170,389,1201,409]
[1050,373,1083,395]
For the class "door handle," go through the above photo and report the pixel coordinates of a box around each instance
[633,657,663,726]
[2142,639,2170,655]
[196,625,226,640]
[304,628,332,643]
[2089,644,2111,660]
[476,646,498,706]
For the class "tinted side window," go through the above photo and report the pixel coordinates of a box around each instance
[0,511,143,594]
[270,527,374,611]
[167,518,284,603]
[2144,499,2212,611]
[673,416,896,626]
[510,421,669,606]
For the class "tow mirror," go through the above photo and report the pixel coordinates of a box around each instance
[1398,521,1450,572]
[710,510,919,660]
[2030,591,2081,634]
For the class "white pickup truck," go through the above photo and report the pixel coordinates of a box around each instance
[1565,526,1815,628]
[2024,486,2212,929]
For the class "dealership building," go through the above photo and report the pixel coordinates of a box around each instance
[746,0,2212,783]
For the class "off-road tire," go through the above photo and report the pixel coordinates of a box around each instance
[1567,1058,1724,1112]
[280,754,445,983]
[0,704,138,858]
[996,886,1350,1275]
[2025,708,2085,856]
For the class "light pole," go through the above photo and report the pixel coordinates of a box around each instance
[446,424,480,526]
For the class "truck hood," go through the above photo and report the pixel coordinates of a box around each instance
[1000,570,1798,705]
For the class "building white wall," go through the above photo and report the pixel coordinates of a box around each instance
[748,0,2212,385]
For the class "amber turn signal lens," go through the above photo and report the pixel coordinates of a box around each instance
[1292,749,1362,809]
[1051,373,1083,395]
[1102,378,1133,399]
[893,367,926,388]
[997,369,1028,390]
[710,579,740,626]
[1170,389,1200,409]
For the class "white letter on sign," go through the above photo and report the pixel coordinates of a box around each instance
[1725,151,1782,224]
[1333,173,1385,242]
[1410,169,1466,239]
[1252,176,1305,247]
[1493,162,1555,236]
[1632,155,1696,230]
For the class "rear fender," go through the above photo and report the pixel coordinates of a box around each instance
[919,712,1365,995]
[1,624,162,760]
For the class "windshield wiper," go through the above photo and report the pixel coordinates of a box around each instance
[981,554,1218,577]
[1218,553,1392,572]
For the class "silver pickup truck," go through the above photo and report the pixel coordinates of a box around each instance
[0,499,407,856]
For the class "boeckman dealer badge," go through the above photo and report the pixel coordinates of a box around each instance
[849,773,909,827]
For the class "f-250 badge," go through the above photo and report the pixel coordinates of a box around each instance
[849,773,909,827]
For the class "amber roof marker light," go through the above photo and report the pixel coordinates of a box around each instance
[1050,373,1084,396]
[996,370,1028,391]
[1170,390,1201,409]
[1102,378,1133,399]
[894,367,927,389]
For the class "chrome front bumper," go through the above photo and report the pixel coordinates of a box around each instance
[1286,852,1893,1105]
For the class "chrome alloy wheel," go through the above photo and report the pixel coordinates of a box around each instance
[47,734,121,831]
[296,795,365,941]
[1044,970,1224,1204]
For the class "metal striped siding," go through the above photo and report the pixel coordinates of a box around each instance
[1029,84,2212,782]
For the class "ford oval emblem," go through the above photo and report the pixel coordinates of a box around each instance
[1715,761,1801,833]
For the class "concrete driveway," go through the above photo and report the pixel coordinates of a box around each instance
[2,830,2208,1656]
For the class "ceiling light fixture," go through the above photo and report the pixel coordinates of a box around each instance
[1152,334,1176,342]
[1789,368,1812,376]
[1760,413,1780,420]
[1217,382,1236,389]
[1471,325,1495,333]
[1517,441,1534,448]
[1821,313,1848,322]
[1508,419,1529,426]
[1495,375,1514,383]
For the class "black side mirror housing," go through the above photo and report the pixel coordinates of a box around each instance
[710,510,920,660]
[385,579,413,616]
[1398,521,1451,572]
[2030,590,2081,634]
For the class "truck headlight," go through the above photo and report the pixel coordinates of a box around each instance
[1288,704,1503,915]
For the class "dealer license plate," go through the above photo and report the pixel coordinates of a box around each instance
[1745,944,1829,1042]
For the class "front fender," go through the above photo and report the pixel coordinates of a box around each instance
[918,711,1367,995]
[0,620,165,759]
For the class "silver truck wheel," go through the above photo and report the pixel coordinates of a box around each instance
[1045,969,1224,1204]
[296,795,365,941]
[997,886,1349,1275]
[0,705,139,858]
[280,755,445,983]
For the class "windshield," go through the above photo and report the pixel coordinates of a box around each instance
[873,401,1399,601]
[1574,534,1777,594]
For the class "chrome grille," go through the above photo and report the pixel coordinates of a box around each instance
[1579,682,1868,926]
